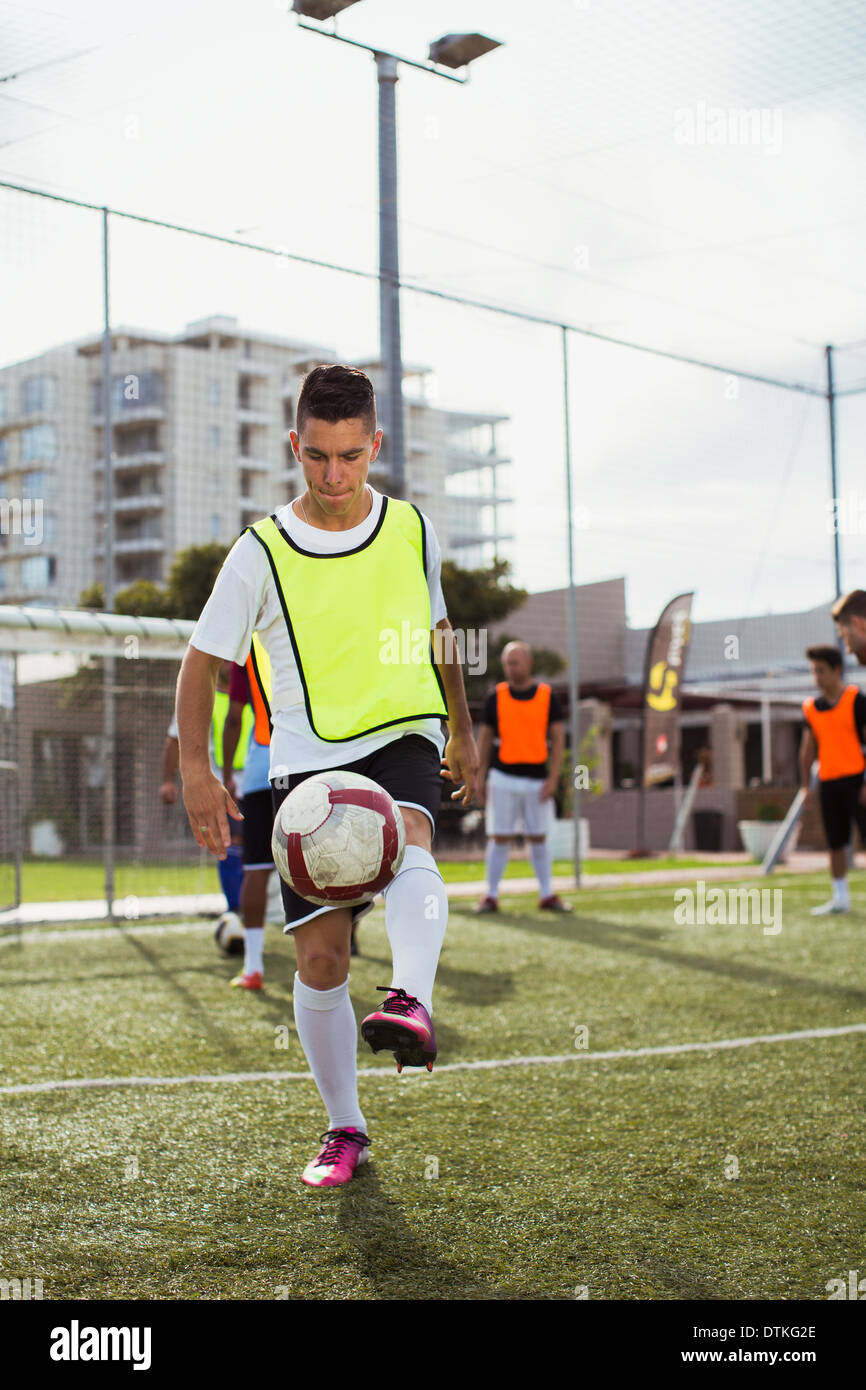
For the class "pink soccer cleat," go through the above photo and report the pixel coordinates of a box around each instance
[301,1128,370,1188]
[539,895,571,912]
[361,986,437,1073]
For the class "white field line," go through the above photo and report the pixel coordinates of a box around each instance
[0,921,214,947]
[2,1022,865,1097]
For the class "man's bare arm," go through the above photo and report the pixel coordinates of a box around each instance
[159,736,180,804]
[176,645,243,858]
[222,699,244,799]
[798,727,817,791]
[474,724,493,803]
[433,617,479,806]
[543,719,566,802]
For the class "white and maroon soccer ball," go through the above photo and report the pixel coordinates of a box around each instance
[271,770,406,907]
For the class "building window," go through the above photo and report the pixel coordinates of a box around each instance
[21,376,56,415]
[0,384,5,423]
[21,554,54,589]
[92,372,165,415]
[0,437,7,466]
[22,470,48,497]
[210,514,221,539]
[21,424,57,462]
[208,426,220,451]
[208,380,221,405]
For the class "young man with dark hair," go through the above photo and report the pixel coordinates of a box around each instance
[176,363,478,1187]
[832,590,866,667]
[800,643,866,915]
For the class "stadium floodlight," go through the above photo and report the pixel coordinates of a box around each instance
[427,33,502,70]
[292,0,362,21]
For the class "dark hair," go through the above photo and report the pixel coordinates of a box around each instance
[831,589,866,625]
[296,364,377,437]
[806,644,842,670]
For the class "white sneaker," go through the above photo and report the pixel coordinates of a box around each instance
[810,899,849,916]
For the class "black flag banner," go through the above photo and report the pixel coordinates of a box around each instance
[641,591,694,787]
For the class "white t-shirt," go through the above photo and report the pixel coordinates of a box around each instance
[189,486,448,775]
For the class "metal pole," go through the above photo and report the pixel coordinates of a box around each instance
[101,207,116,919]
[376,52,405,499]
[827,344,841,602]
[761,682,772,783]
[561,327,581,888]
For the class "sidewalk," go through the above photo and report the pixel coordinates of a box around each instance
[0,853,829,927]
[447,851,828,899]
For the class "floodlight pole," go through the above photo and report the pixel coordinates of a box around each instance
[826,344,841,602]
[376,52,405,497]
[295,20,465,501]
[562,327,581,889]
[101,206,116,919]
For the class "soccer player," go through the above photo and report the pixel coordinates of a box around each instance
[160,661,249,921]
[800,644,866,915]
[176,364,478,1188]
[832,590,866,666]
[221,661,273,990]
[473,640,570,913]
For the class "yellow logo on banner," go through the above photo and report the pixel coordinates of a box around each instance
[646,660,678,712]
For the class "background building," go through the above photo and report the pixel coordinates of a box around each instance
[0,316,513,606]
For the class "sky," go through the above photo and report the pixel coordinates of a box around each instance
[1,0,866,628]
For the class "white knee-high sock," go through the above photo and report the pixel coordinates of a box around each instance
[243,926,264,976]
[528,839,553,898]
[292,973,366,1134]
[485,839,510,897]
[384,845,448,1015]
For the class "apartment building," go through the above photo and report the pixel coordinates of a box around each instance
[0,315,513,606]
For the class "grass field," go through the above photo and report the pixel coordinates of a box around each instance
[1,871,864,1301]
[9,854,746,902]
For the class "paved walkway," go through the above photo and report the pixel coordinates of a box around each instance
[0,854,831,927]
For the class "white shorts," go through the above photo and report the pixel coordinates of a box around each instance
[485,767,554,837]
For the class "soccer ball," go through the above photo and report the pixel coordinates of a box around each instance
[272,770,406,907]
[214,910,245,956]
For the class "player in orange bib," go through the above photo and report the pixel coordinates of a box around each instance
[473,640,569,912]
[800,644,866,915]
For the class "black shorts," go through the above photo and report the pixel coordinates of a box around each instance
[270,732,443,932]
[818,773,866,850]
[241,788,275,869]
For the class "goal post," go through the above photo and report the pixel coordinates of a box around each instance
[0,603,247,922]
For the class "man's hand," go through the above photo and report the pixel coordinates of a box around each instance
[539,775,558,803]
[182,767,244,860]
[159,782,178,805]
[440,727,480,808]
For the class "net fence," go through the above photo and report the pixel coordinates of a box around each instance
[0,178,864,913]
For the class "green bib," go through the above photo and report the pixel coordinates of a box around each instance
[248,496,448,742]
[211,688,254,771]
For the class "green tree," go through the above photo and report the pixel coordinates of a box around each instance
[439,557,565,705]
[78,543,230,620]
[164,542,230,620]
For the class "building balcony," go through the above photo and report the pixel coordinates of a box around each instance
[447,491,514,507]
[93,406,165,426]
[94,494,164,515]
[449,530,515,548]
[237,359,275,377]
[94,536,165,556]
[236,407,272,426]
[445,446,511,475]
[238,454,272,473]
[92,451,165,472]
